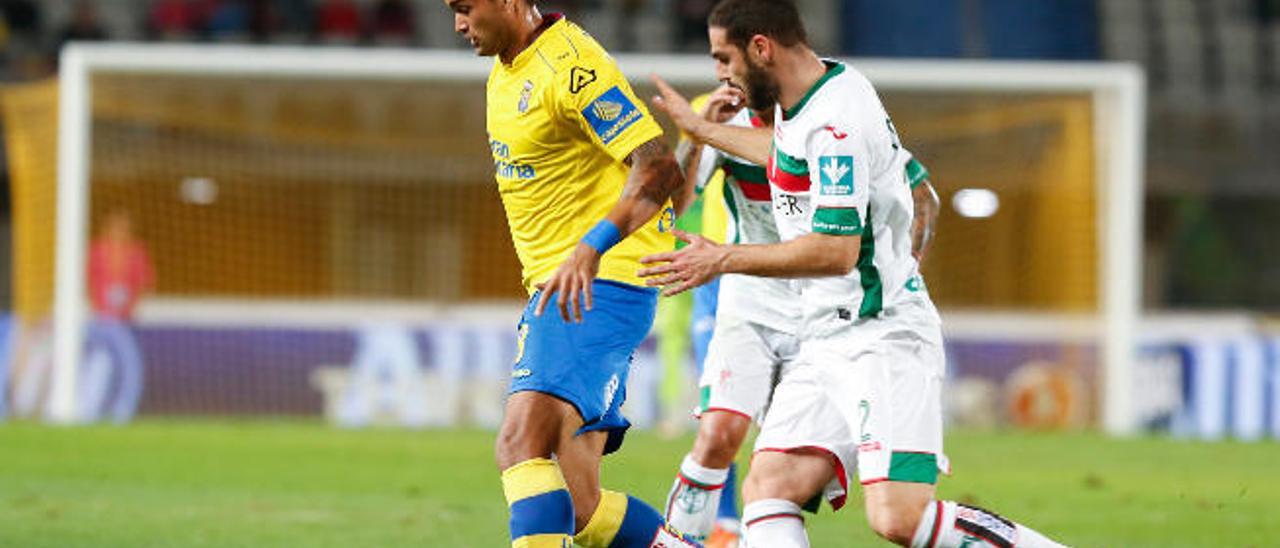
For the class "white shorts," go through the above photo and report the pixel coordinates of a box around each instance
[753,300,950,511]
[696,316,800,423]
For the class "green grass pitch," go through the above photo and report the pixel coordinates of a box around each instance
[1,420,1276,547]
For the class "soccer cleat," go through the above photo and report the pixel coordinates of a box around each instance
[704,524,740,548]
[651,524,705,547]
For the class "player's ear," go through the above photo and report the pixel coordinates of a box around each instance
[748,34,771,64]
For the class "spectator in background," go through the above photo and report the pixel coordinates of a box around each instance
[86,210,152,424]
[0,0,44,78]
[616,0,645,51]
[56,0,109,51]
[315,0,363,44]
[146,0,198,41]
[88,210,154,323]
[674,0,714,51]
[205,0,251,41]
[269,0,313,42]
[0,0,42,41]
[370,0,416,46]
[246,0,279,42]
[536,0,584,20]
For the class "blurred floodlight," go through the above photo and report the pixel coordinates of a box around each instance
[952,188,999,218]
[180,177,218,205]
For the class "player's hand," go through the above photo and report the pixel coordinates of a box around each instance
[649,75,707,142]
[535,242,601,323]
[637,230,728,297]
[700,84,746,124]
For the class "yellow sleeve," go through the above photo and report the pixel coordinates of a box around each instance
[555,53,664,162]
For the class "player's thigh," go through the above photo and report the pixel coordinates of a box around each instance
[742,449,834,505]
[697,320,786,421]
[752,365,858,509]
[807,333,946,486]
[507,281,656,459]
[495,391,581,469]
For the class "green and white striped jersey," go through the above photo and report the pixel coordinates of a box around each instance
[695,108,801,334]
[766,60,936,340]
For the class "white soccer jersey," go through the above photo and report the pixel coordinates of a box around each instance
[695,108,801,334]
[766,60,933,340]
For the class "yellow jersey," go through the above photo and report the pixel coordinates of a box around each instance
[486,16,673,294]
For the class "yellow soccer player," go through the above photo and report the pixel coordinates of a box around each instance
[441,0,699,546]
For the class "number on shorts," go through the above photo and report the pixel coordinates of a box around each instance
[858,399,871,442]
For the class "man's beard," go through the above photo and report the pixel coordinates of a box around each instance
[743,60,779,113]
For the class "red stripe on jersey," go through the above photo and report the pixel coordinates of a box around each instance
[736,180,771,202]
[767,154,810,193]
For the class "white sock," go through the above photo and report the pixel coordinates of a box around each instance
[910,500,1066,548]
[715,516,742,534]
[742,499,808,548]
[664,454,730,541]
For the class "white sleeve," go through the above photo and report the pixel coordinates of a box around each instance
[693,144,724,193]
[808,119,872,236]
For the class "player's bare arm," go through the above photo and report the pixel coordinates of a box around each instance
[638,229,858,296]
[672,85,747,216]
[911,178,941,263]
[673,139,702,216]
[535,137,683,321]
[651,75,772,166]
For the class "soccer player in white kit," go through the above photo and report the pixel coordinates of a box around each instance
[664,89,942,547]
[664,90,803,547]
[643,1,1066,547]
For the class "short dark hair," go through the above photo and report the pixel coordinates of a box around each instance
[707,0,808,50]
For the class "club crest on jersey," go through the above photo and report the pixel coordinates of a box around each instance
[819,155,854,196]
[582,86,642,144]
[517,80,534,114]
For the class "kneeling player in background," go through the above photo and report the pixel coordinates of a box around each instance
[662,85,940,548]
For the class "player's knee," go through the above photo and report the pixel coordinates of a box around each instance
[691,415,749,466]
[494,417,555,470]
[742,463,806,504]
[864,496,927,546]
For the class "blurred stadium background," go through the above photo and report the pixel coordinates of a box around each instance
[0,0,1278,546]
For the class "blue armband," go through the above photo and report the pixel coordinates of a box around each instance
[582,220,623,254]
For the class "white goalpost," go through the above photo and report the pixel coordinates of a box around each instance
[51,43,1145,433]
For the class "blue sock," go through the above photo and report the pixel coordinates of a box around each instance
[502,459,575,547]
[716,463,739,522]
[612,495,665,546]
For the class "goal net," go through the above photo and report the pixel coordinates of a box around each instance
[6,45,1145,433]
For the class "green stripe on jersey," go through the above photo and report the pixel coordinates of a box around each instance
[856,205,882,317]
[774,148,808,176]
[722,185,741,244]
[888,452,938,484]
[723,159,767,184]
[813,207,862,236]
[906,158,930,189]
[784,61,846,120]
